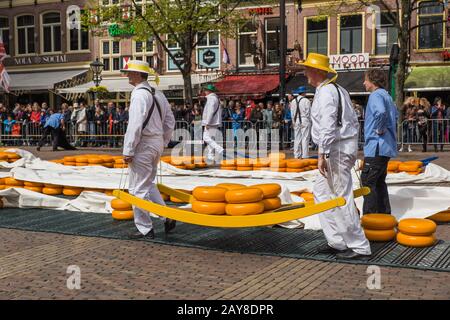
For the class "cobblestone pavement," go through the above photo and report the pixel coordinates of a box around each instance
[0,147,448,300]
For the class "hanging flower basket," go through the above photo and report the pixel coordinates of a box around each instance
[87,86,109,99]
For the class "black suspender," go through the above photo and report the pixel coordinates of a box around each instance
[137,86,163,129]
[330,82,344,128]
[294,97,304,124]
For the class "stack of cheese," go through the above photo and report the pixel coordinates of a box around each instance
[397,218,437,247]
[163,156,208,170]
[252,183,282,211]
[236,158,254,171]
[286,159,309,173]
[427,209,450,223]
[361,214,398,242]
[397,161,424,175]
[220,159,237,171]
[387,160,402,174]
[268,153,286,172]
[252,158,270,171]
[111,198,134,220]
[224,186,265,216]
[191,183,282,215]
[0,151,21,163]
[192,186,229,215]
[58,154,122,168]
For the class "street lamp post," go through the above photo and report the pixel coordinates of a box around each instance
[279,0,286,105]
[90,57,104,101]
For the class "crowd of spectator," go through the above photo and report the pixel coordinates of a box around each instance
[0,99,129,147]
[0,95,448,151]
[399,96,450,152]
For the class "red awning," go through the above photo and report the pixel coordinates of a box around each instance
[214,74,280,99]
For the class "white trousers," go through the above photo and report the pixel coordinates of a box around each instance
[293,122,311,159]
[313,146,371,255]
[128,139,165,235]
[203,126,224,162]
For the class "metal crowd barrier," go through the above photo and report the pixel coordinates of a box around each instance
[1,119,449,149]
[399,119,450,146]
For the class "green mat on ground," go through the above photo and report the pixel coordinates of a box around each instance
[0,208,449,272]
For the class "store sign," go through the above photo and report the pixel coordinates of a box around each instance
[168,49,185,71]
[198,48,219,69]
[330,53,370,70]
[202,49,216,66]
[13,55,68,66]
[108,23,135,37]
[248,7,273,15]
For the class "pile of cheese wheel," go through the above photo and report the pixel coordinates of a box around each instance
[160,156,208,170]
[220,153,318,173]
[361,214,398,242]
[0,151,21,163]
[362,214,438,247]
[427,209,450,223]
[396,218,437,247]
[49,154,127,169]
[110,198,134,220]
[191,183,282,215]
[0,177,114,196]
[388,160,424,175]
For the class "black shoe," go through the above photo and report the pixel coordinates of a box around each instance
[37,146,41,151]
[316,244,346,254]
[336,250,371,260]
[164,219,176,234]
[127,229,155,240]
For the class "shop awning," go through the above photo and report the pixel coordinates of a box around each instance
[4,69,88,93]
[58,74,216,94]
[404,66,450,92]
[285,70,377,96]
[214,74,280,99]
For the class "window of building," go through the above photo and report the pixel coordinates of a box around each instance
[0,17,9,55]
[375,12,398,55]
[69,10,89,51]
[101,40,121,72]
[167,34,182,71]
[340,15,362,54]
[42,12,61,53]
[306,17,328,56]
[418,0,445,49]
[265,18,280,65]
[197,31,220,70]
[102,0,120,5]
[16,15,35,55]
[238,21,257,66]
[133,38,154,66]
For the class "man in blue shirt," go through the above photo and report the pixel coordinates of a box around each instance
[361,69,399,214]
[37,108,76,152]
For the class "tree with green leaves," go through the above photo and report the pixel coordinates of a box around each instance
[318,0,447,116]
[83,0,251,105]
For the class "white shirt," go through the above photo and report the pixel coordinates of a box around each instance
[289,95,311,125]
[202,93,221,127]
[123,81,175,156]
[310,80,359,154]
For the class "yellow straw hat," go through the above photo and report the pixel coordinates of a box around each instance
[297,53,338,83]
[121,60,160,85]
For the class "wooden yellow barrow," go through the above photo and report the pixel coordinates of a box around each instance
[112,186,370,228]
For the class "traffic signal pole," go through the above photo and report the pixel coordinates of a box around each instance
[279,0,286,104]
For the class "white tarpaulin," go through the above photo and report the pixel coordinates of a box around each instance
[1,149,450,230]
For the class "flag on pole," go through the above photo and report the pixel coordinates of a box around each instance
[0,36,7,62]
[222,47,230,64]
[297,0,303,14]
[0,64,11,93]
